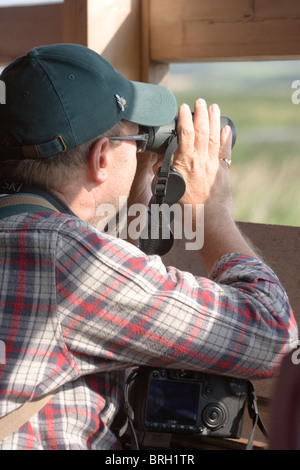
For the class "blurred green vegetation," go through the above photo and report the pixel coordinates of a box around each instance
[169,61,300,227]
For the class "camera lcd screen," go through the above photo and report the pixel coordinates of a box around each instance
[146,379,200,425]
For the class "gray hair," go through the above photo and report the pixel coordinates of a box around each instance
[0,121,127,192]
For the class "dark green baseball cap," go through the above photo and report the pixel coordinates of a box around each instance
[0,43,177,159]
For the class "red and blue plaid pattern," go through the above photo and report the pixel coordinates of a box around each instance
[0,211,297,449]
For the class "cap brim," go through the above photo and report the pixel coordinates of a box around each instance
[124,81,178,127]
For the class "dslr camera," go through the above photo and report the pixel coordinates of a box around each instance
[127,367,248,446]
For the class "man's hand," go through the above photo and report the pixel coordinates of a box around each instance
[173,98,259,272]
[173,99,233,218]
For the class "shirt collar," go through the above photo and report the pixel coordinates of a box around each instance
[0,184,77,217]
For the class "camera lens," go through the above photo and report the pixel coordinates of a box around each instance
[202,403,227,430]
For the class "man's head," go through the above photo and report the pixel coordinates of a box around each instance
[0,44,177,217]
[0,43,177,160]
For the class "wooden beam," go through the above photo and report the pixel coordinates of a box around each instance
[149,0,300,62]
[63,0,88,47]
[63,0,169,84]
[0,0,167,84]
[140,0,169,85]
[64,0,143,82]
[0,4,63,63]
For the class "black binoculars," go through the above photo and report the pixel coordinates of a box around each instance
[141,115,236,154]
[139,114,237,255]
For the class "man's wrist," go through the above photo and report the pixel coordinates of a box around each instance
[199,212,259,273]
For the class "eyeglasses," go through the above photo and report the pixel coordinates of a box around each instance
[109,134,149,153]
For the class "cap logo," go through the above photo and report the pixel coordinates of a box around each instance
[115,94,127,112]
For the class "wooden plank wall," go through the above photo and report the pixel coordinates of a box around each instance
[0,4,63,63]
[0,0,144,82]
[149,0,300,62]
[2,1,300,74]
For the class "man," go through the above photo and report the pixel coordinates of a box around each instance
[0,44,297,450]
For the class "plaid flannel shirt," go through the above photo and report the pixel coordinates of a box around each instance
[0,210,297,450]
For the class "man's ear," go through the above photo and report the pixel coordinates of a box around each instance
[88,137,110,183]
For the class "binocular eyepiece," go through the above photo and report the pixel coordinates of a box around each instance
[141,115,236,154]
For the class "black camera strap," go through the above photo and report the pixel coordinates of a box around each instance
[139,135,183,256]
[153,135,179,206]
[119,369,140,450]
[246,382,268,450]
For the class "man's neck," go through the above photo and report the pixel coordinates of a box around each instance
[13,186,77,218]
